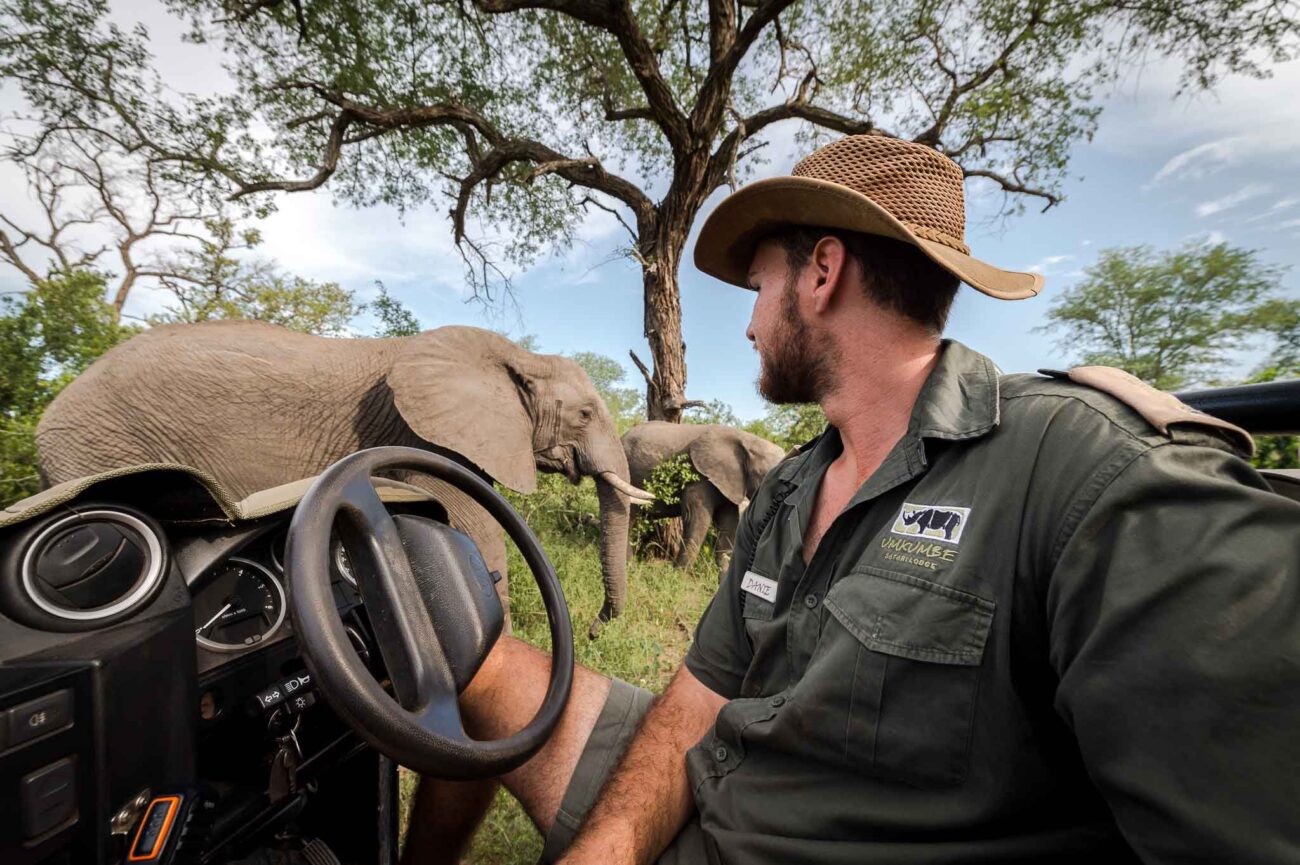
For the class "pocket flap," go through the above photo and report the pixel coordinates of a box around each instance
[823,567,994,666]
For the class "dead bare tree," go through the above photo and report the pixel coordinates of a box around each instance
[0,130,220,317]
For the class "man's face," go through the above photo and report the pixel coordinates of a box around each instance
[745,239,835,404]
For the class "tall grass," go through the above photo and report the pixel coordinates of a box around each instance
[403,475,723,864]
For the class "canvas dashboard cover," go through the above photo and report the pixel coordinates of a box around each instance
[0,462,440,530]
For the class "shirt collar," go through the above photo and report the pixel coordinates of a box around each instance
[908,339,1001,442]
[774,339,1001,488]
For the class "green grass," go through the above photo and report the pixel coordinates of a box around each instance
[401,487,722,864]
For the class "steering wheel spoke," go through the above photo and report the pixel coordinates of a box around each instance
[335,475,451,710]
[286,447,574,780]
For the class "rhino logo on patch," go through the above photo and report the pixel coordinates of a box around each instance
[891,503,970,544]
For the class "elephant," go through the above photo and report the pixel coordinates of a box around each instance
[36,320,652,637]
[622,421,786,571]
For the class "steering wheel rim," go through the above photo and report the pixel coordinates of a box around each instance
[286,446,574,780]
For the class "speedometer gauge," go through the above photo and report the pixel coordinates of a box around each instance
[270,530,357,588]
[333,539,356,586]
[192,557,286,652]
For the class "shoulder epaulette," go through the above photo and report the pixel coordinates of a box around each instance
[1039,366,1254,457]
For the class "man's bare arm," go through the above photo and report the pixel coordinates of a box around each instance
[558,664,727,865]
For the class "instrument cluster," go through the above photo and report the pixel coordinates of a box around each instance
[191,529,361,663]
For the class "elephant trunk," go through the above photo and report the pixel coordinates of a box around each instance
[591,476,631,639]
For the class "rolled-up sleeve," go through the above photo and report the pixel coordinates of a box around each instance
[1047,443,1300,863]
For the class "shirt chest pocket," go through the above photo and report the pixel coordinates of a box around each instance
[792,565,994,787]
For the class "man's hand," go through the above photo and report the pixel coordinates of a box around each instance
[557,665,727,865]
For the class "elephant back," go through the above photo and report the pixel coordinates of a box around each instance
[622,421,785,504]
[37,321,395,494]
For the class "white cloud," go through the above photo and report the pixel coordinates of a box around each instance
[1241,196,1300,224]
[1194,184,1271,218]
[1182,230,1229,246]
[1149,138,1244,187]
[1024,254,1075,275]
[1099,58,1300,154]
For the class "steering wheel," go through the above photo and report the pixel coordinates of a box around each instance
[285,447,574,780]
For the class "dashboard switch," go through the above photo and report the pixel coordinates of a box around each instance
[128,794,182,861]
[250,673,312,713]
[284,691,317,715]
[8,688,73,747]
[20,757,77,839]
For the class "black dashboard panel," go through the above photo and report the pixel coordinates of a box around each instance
[0,484,443,865]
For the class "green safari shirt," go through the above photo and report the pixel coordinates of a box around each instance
[682,339,1300,864]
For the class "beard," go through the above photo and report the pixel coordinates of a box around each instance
[756,274,836,405]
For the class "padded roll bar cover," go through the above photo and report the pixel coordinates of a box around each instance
[1177,379,1300,436]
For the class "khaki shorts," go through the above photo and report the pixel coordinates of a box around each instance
[541,679,711,864]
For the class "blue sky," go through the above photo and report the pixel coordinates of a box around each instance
[3,8,1298,423]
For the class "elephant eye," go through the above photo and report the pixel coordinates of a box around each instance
[579,408,593,421]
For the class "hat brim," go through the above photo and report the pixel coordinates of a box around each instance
[693,176,1043,300]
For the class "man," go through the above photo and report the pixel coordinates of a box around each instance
[407,135,1300,863]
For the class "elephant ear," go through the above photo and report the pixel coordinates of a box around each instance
[388,326,538,493]
[688,432,748,505]
[743,437,787,495]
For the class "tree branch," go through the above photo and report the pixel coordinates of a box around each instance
[0,228,44,284]
[705,100,877,190]
[912,6,1045,147]
[578,195,638,243]
[470,0,692,150]
[962,167,1061,211]
[707,0,739,62]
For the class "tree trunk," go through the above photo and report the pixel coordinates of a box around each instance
[638,219,691,554]
[641,222,689,422]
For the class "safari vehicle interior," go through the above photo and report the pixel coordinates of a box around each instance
[0,382,1295,865]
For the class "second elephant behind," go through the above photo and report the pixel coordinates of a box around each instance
[623,422,787,570]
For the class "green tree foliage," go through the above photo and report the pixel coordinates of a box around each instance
[370,282,423,337]
[147,219,362,335]
[1,272,138,503]
[747,403,827,451]
[641,453,701,507]
[7,0,1294,420]
[1042,244,1298,468]
[1245,301,1300,469]
[1040,243,1289,390]
[683,397,825,450]
[684,399,741,427]
[630,452,704,558]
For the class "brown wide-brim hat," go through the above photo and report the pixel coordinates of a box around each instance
[694,135,1044,300]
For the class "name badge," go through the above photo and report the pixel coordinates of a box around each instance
[741,570,778,603]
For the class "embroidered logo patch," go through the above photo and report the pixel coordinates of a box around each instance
[740,570,778,603]
[890,503,970,545]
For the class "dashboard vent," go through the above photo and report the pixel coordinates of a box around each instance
[21,510,166,623]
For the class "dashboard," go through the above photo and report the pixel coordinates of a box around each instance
[0,471,450,865]
[187,525,364,677]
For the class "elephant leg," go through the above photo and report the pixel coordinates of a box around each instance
[713,502,739,572]
[674,481,714,570]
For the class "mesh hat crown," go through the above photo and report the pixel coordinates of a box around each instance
[694,134,1043,300]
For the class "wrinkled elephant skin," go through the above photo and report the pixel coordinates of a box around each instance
[622,421,786,572]
[37,321,647,637]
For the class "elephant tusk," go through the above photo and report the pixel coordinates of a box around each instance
[598,472,656,503]
[738,497,751,515]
